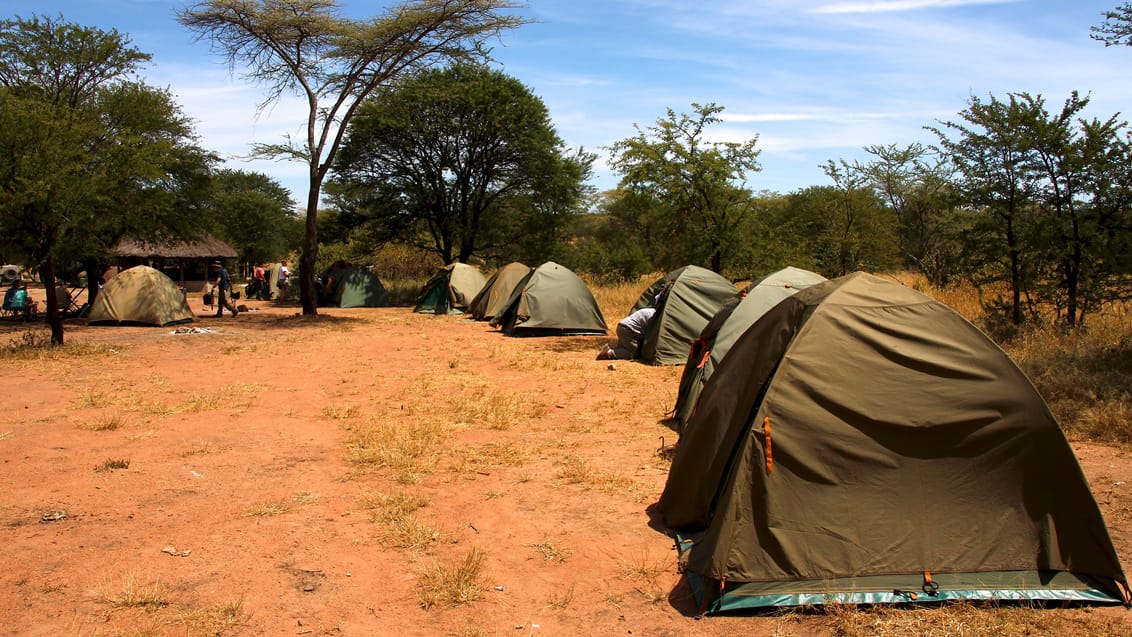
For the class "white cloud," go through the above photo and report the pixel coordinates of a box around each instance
[811,0,1015,14]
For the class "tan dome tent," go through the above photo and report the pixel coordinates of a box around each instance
[659,272,1129,613]
[490,261,607,336]
[631,265,738,365]
[672,266,826,428]
[468,262,530,321]
[414,263,487,315]
[88,265,195,327]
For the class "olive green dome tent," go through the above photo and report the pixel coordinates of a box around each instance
[88,265,195,327]
[659,272,1129,613]
[323,266,388,308]
[631,265,738,365]
[491,261,607,336]
[468,262,531,321]
[414,263,487,315]
[672,267,826,427]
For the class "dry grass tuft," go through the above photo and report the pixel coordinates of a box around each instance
[245,491,320,517]
[360,490,430,524]
[555,457,635,493]
[178,442,212,457]
[97,573,170,612]
[451,389,548,431]
[76,415,125,431]
[526,538,572,563]
[177,599,249,634]
[449,441,530,474]
[94,458,130,473]
[824,600,1131,636]
[345,416,450,483]
[0,330,120,361]
[385,515,445,551]
[321,404,360,420]
[547,582,577,610]
[179,384,262,413]
[416,547,487,610]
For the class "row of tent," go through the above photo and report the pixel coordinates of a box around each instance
[75,262,1132,614]
[616,265,1130,614]
[81,260,610,335]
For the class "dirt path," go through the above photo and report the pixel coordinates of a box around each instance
[0,298,1129,636]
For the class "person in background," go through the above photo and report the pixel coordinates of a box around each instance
[210,261,239,317]
[276,260,290,302]
[598,306,656,360]
[8,281,38,321]
[2,279,19,312]
[252,263,267,300]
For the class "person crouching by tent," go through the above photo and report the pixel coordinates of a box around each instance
[210,261,239,317]
[598,306,655,360]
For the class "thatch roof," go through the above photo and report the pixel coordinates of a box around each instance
[115,235,238,259]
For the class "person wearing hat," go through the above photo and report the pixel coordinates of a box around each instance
[210,261,238,317]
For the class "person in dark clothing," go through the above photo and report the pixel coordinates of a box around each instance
[211,261,239,317]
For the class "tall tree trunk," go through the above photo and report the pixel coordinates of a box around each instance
[41,255,64,345]
[1006,218,1023,326]
[300,183,320,316]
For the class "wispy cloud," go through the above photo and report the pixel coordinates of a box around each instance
[811,0,1015,14]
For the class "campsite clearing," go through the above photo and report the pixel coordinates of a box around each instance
[1,296,1131,636]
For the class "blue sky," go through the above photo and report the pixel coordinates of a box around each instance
[3,0,1131,205]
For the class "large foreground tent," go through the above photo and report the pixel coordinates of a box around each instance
[659,272,1129,613]
[414,263,487,315]
[491,261,607,336]
[322,266,388,308]
[672,266,826,427]
[88,265,195,327]
[468,262,530,321]
[631,265,738,365]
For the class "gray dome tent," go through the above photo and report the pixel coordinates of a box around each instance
[491,262,606,336]
[659,272,1129,613]
[672,266,826,427]
[631,265,738,365]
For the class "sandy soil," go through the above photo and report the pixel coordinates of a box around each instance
[1,294,1130,636]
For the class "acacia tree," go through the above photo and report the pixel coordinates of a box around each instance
[608,103,761,274]
[332,63,594,265]
[1092,3,1132,46]
[0,15,213,344]
[931,92,1132,328]
[178,0,526,315]
[929,94,1045,327]
[837,144,958,285]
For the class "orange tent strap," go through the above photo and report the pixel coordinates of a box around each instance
[763,417,773,474]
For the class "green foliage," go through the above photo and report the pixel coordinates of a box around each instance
[607,103,762,274]
[1091,3,1132,46]
[0,14,213,344]
[931,91,1132,327]
[331,63,594,265]
[178,0,528,315]
[210,168,301,266]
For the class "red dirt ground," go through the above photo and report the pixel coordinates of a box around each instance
[1,293,1130,636]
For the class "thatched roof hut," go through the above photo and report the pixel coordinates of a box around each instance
[114,235,238,291]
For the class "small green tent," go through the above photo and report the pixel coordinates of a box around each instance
[491,261,607,336]
[323,266,388,308]
[672,266,825,427]
[468,262,530,321]
[414,263,487,315]
[88,265,195,327]
[632,265,738,365]
[659,272,1129,612]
